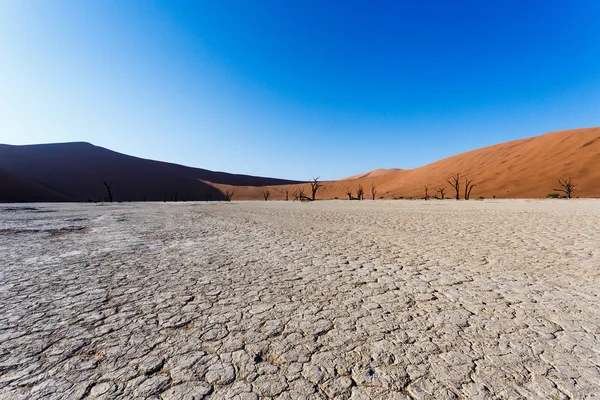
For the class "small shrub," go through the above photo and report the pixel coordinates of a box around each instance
[478,196,485,200]
[546,193,559,199]
[380,196,385,199]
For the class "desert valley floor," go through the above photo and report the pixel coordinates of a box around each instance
[1,200,599,399]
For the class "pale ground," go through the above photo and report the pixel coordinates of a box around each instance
[1,200,599,400]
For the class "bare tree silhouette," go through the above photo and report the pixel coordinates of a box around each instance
[310,177,323,201]
[356,184,364,200]
[285,189,289,201]
[424,185,429,200]
[371,182,377,200]
[464,178,476,200]
[447,173,460,200]
[555,177,577,199]
[437,186,446,200]
[262,190,270,201]
[102,180,113,203]
[224,189,234,202]
[345,187,354,200]
[293,186,308,201]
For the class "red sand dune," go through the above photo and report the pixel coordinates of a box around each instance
[1,127,598,202]
[208,127,600,200]
[342,168,404,180]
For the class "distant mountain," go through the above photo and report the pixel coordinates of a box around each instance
[0,142,301,202]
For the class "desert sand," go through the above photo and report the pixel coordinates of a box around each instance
[2,127,599,203]
[1,200,599,399]
[210,127,600,200]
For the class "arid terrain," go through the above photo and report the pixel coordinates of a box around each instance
[1,200,599,399]
[2,127,600,203]
[211,127,600,200]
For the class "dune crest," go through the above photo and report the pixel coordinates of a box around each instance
[209,127,600,199]
[1,127,599,202]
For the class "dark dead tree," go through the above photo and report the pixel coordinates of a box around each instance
[371,182,377,200]
[297,186,308,201]
[285,189,289,201]
[262,190,270,201]
[102,180,113,202]
[464,178,476,200]
[437,186,446,200]
[345,187,354,200]
[310,177,322,201]
[224,189,234,202]
[291,188,299,201]
[554,177,577,199]
[424,185,429,200]
[447,173,460,200]
[356,184,364,200]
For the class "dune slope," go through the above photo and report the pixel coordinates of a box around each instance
[211,127,600,199]
[0,142,301,202]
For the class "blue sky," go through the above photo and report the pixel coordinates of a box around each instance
[1,1,599,180]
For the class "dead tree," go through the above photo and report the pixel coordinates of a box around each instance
[424,185,429,200]
[371,182,377,200]
[262,190,270,201]
[310,177,322,201]
[554,177,577,199]
[296,187,308,201]
[356,184,364,200]
[464,178,476,200]
[102,180,113,202]
[285,189,289,201]
[224,189,234,202]
[437,186,446,200]
[447,173,460,200]
[345,187,354,200]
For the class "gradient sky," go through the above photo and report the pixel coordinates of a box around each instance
[1,1,599,180]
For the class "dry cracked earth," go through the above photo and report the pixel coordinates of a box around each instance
[1,200,599,399]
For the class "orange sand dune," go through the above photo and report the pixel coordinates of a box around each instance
[209,127,600,200]
[342,168,404,180]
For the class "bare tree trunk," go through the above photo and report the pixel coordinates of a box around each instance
[310,177,322,201]
[297,187,308,201]
[424,185,429,200]
[447,174,460,200]
[437,187,446,200]
[345,187,354,200]
[554,177,577,198]
[102,180,113,202]
[371,182,376,200]
[356,184,364,200]
[464,178,476,200]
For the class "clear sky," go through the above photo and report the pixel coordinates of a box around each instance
[1,1,599,180]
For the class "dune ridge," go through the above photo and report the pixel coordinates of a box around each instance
[209,127,600,200]
[1,127,598,202]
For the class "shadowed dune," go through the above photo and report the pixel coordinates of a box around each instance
[0,142,301,202]
[210,127,600,200]
[0,167,69,202]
